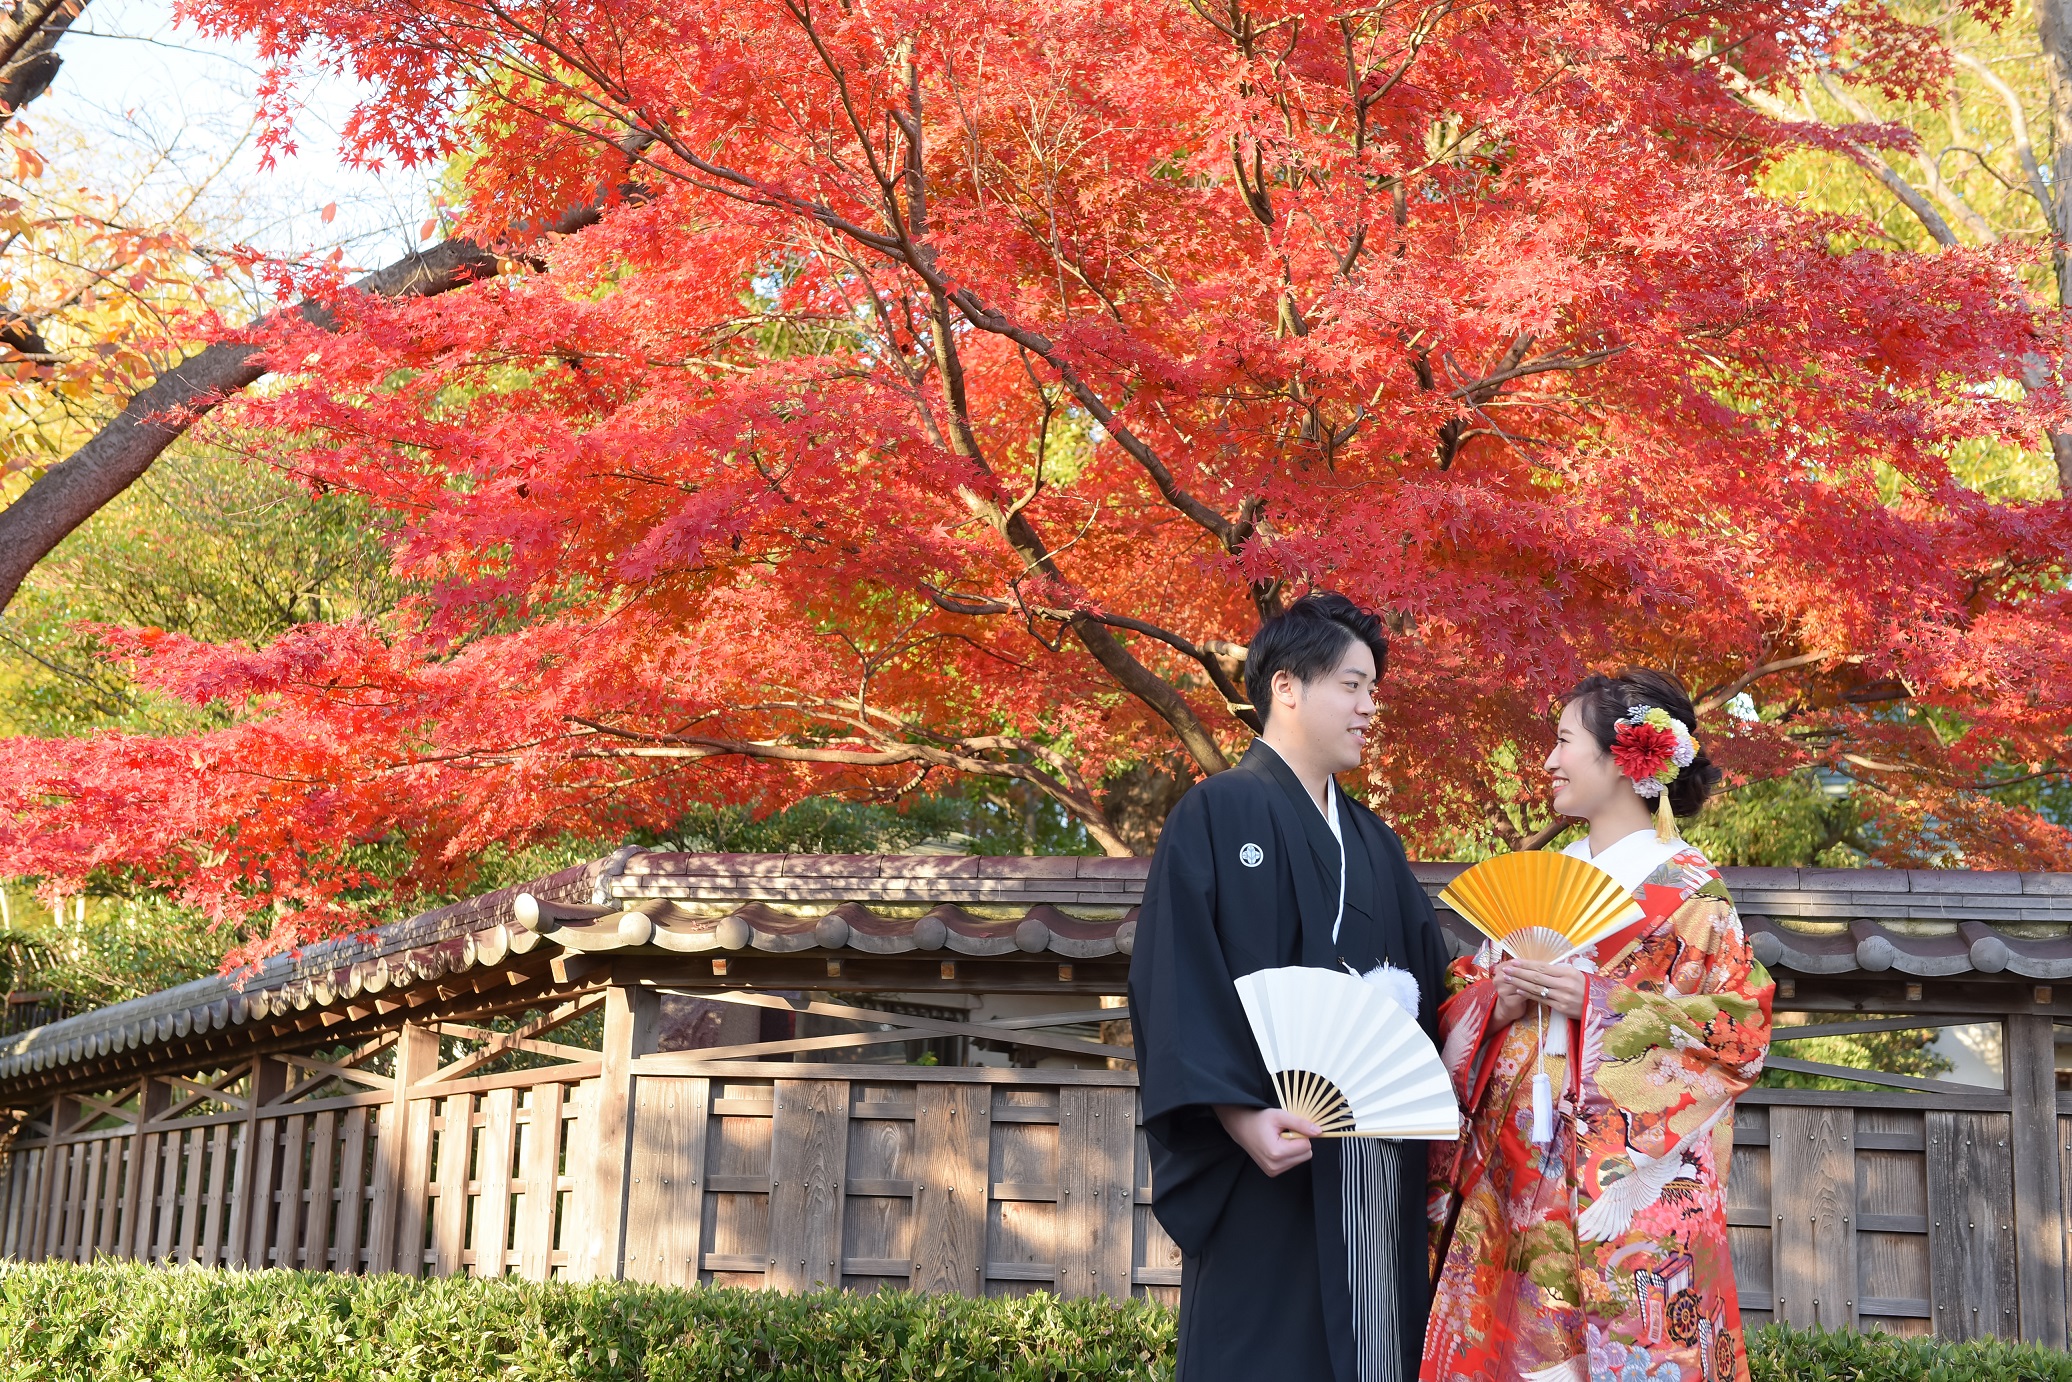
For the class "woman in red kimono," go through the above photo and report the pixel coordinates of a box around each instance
[1422,669,1774,1382]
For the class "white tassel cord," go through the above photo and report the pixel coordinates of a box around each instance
[1530,1003,1554,1144]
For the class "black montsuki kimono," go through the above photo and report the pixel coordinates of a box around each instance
[1128,742,1453,1382]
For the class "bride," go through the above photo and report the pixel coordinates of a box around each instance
[1421,669,1775,1382]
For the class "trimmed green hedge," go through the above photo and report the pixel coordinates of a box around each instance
[0,1263,2066,1380]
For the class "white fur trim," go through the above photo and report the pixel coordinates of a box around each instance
[1360,961,1421,1016]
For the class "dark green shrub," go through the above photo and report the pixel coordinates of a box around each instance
[0,1263,2067,1380]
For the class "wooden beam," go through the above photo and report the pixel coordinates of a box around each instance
[1761,1056,1995,1096]
[668,990,1132,1062]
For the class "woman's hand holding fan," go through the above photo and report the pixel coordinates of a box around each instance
[1494,959,1587,1022]
[1437,852,1642,1142]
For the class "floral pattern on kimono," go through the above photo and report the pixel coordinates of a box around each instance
[1420,844,1774,1382]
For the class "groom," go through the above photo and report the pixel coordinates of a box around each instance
[1128,592,1452,1382]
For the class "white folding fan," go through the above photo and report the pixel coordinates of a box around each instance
[1232,966,1460,1140]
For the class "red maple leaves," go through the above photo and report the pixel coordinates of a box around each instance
[1,0,2066,961]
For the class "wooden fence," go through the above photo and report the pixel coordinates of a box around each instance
[1,992,2065,1339]
[0,1032,1184,1302]
[2,853,2071,1347]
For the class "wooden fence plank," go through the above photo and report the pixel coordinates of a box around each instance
[1056,1085,1134,1300]
[231,1059,288,1268]
[430,1094,472,1276]
[199,1127,228,1268]
[305,1111,337,1270]
[1771,1104,1856,1331]
[271,1118,306,1268]
[95,1135,125,1260]
[50,1141,79,1264]
[1927,1111,2018,1340]
[471,1088,517,1277]
[363,1100,398,1273]
[557,1082,595,1272]
[28,1099,75,1263]
[2006,1016,2066,1344]
[767,1080,848,1293]
[623,1077,708,1287]
[908,1083,988,1296]
[516,1081,565,1282]
[1,1145,30,1257]
[395,1095,435,1276]
[334,1106,369,1273]
[247,1117,285,1269]
[115,1083,168,1260]
[152,1133,181,1265]
[178,1126,210,1264]
[578,985,660,1280]
[74,1140,105,1263]
[371,1023,438,1275]
[200,1124,231,1267]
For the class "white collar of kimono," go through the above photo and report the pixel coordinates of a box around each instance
[1561,827,1683,899]
[1252,739,1345,941]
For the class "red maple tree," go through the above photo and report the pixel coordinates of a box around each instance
[3,0,2068,958]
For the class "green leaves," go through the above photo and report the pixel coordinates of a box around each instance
[0,1263,2065,1380]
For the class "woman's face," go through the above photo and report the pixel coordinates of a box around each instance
[1545,698,1627,819]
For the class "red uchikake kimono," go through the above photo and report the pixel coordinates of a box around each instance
[1422,838,1775,1382]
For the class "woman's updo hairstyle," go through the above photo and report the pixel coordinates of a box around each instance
[1563,667,1723,819]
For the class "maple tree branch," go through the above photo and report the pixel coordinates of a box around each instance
[944,289,1241,550]
[0,0,82,126]
[428,15,1244,778]
[564,717,1133,854]
[0,138,651,617]
[1953,51,2055,223]
[919,584,1258,729]
[1694,651,1832,714]
[1820,74,1998,247]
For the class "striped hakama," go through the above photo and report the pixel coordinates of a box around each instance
[1341,1137,1404,1382]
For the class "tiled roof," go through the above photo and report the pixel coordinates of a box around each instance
[1,850,2065,1089]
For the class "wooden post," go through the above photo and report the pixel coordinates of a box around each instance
[2007,1015,2067,1345]
[369,1021,439,1275]
[226,1057,287,1267]
[575,979,657,1281]
[113,1079,166,1261]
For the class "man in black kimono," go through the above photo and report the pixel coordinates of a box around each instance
[1128,592,1453,1382]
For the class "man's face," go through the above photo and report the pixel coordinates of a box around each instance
[1269,639,1377,774]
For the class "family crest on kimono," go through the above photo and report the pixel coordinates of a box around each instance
[1422,669,1775,1382]
[1128,593,1452,1382]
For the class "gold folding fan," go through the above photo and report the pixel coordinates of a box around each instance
[1438,851,1644,963]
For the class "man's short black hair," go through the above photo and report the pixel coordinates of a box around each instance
[1243,592,1389,728]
